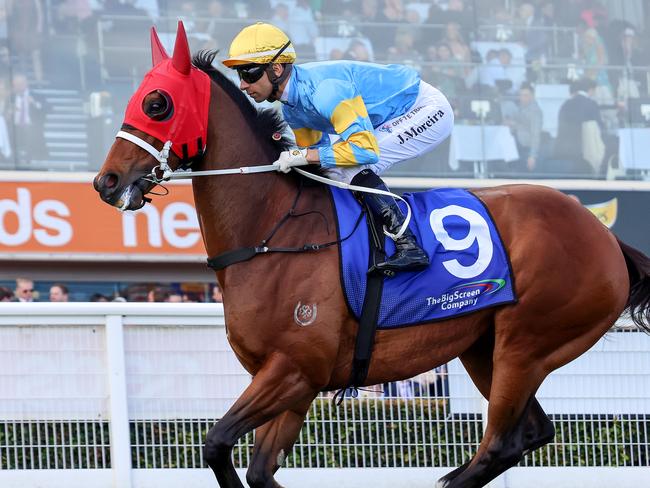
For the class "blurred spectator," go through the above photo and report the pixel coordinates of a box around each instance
[212,283,223,303]
[195,1,238,51]
[0,286,13,302]
[427,0,473,41]
[579,27,614,106]
[372,0,406,58]
[404,4,424,24]
[6,0,44,82]
[164,292,183,303]
[90,293,109,302]
[386,25,423,69]
[291,0,319,58]
[344,39,371,62]
[271,2,290,32]
[609,26,647,102]
[0,79,11,165]
[539,1,556,26]
[479,6,514,42]
[49,283,69,302]
[147,285,185,303]
[381,0,404,22]
[272,2,318,59]
[414,366,448,397]
[356,0,388,57]
[424,43,466,100]
[382,367,449,397]
[14,278,35,302]
[538,1,574,59]
[477,48,524,95]
[516,3,548,63]
[579,0,608,29]
[440,22,471,65]
[384,379,423,398]
[505,83,544,173]
[147,286,170,302]
[551,78,606,176]
[11,72,47,165]
[329,48,345,60]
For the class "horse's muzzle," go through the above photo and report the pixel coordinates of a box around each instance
[94,172,149,210]
[94,172,122,204]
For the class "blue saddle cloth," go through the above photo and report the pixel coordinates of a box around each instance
[331,187,516,329]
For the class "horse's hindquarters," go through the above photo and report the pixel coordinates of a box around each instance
[478,184,628,368]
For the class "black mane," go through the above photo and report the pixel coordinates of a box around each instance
[192,51,292,155]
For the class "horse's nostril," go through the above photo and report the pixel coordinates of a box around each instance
[104,173,119,189]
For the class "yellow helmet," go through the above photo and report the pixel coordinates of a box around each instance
[223,22,296,68]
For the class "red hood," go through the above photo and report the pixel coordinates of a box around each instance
[121,21,211,161]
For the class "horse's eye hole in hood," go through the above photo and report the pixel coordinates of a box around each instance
[143,90,174,121]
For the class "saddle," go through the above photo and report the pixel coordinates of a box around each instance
[331,186,516,388]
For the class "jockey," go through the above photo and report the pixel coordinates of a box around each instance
[223,23,454,273]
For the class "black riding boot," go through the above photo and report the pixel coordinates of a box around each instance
[351,169,429,273]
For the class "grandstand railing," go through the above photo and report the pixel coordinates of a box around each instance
[0,303,647,488]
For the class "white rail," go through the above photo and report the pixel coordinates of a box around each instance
[0,303,647,488]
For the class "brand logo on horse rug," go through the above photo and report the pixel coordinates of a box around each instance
[330,187,516,329]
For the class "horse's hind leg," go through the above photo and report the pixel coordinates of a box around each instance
[437,333,554,487]
[438,356,547,488]
[204,353,318,487]
[461,334,555,453]
[246,398,313,488]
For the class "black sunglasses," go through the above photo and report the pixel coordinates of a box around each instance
[235,41,292,84]
[236,64,267,84]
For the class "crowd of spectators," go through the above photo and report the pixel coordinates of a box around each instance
[0,277,224,303]
[0,0,649,176]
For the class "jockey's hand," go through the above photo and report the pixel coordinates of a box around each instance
[276,149,309,173]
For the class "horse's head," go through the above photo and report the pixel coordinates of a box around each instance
[93,21,211,210]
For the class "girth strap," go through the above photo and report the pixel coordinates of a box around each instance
[207,244,326,271]
[333,199,386,404]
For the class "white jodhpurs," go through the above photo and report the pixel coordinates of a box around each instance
[325,81,454,183]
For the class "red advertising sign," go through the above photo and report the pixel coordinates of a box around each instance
[0,177,206,261]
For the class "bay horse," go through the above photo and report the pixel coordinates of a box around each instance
[94,24,650,488]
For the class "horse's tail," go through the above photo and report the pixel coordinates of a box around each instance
[618,238,650,333]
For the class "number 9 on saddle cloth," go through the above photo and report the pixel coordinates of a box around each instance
[332,185,516,329]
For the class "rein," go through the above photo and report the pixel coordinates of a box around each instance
[115,130,412,240]
[206,180,365,271]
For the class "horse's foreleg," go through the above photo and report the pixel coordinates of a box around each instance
[204,353,318,487]
[246,397,313,488]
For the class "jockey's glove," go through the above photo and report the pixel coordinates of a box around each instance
[276,148,309,173]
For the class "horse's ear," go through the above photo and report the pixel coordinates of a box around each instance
[171,20,191,75]
[150,26,169,66]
